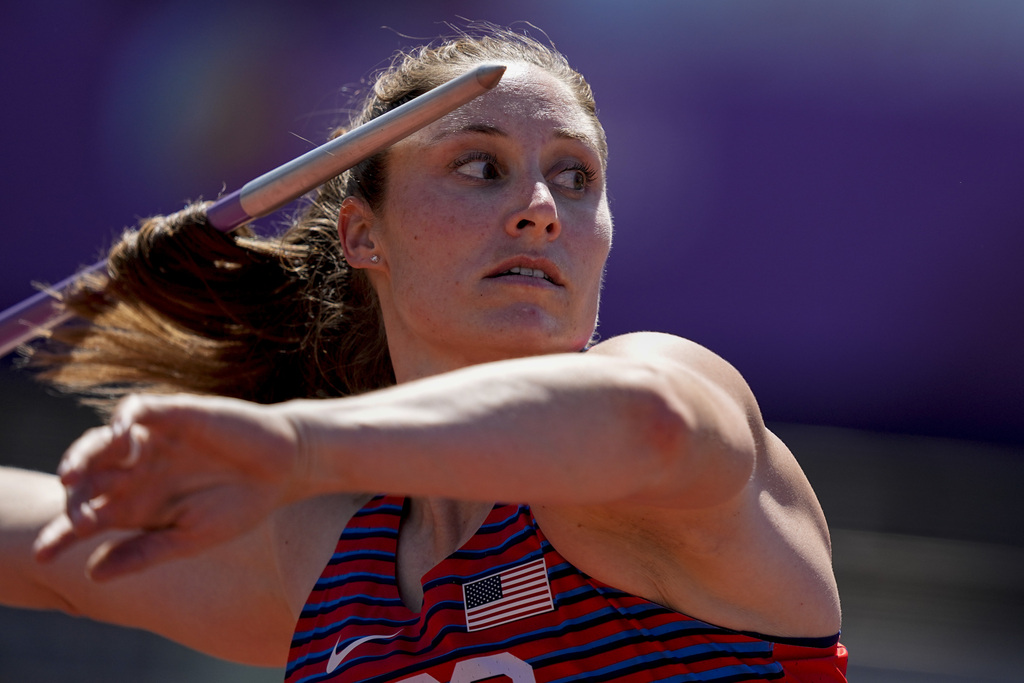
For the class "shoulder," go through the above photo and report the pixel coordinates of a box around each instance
[588,331,764,506]
[541,332,841,637]
[587,332,756,405]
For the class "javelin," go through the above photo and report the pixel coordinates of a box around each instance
[0,63,506,359]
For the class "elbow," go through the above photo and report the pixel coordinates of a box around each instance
[636,386,693,465]
[624,363,757,507]
[614,361,693,470]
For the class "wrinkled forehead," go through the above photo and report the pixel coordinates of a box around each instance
[411,63,606,160]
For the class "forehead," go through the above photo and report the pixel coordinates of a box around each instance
[409,63,603,153]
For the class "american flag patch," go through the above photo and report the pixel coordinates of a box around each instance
[462,558,554,632]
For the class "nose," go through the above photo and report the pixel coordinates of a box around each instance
[506,180,560,240]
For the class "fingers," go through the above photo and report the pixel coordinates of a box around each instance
[61,425,146,517]
[60,394,167,478]
[40,525,194,581]
[33,514,79,563]
[40,398,163,564]
[35,476,147,565]
[34,499,128,566]
[86,531,188,582]
[58,425,116,485]
[37,392,282,577]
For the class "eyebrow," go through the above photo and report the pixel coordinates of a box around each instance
[428,122,602,156]
[427,122,505,144]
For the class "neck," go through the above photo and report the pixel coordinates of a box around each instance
[404,496,493,556]
[396,496,493,612]
[388,343,525,385]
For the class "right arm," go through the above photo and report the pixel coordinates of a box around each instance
[0,464,336,667]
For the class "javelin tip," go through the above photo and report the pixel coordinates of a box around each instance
[474,63,507,90]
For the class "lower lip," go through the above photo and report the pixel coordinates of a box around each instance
[489,274,559,288]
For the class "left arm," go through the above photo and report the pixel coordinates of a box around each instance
[42,331,750,565]
[40,331,839,635]
[292,331,755,511]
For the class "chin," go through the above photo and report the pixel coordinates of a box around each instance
[464,305,597,357]
[487,324,592,359]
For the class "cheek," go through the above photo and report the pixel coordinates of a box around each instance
[582,209,614,269]
[390,189,485,244]
[595,201,614,249]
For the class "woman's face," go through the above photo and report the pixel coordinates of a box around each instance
[347,63,613,380]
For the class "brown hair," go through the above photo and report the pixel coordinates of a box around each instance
[33,25,606,408]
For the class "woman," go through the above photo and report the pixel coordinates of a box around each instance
[4,28,846,681]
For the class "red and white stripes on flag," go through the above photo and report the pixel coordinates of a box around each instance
[462,558,554,632]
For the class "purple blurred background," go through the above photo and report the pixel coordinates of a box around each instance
[2,0,1022,445]
[3,4,1024,680]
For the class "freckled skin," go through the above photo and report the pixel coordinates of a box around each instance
[353,64,613,382]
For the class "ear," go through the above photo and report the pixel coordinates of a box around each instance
[338,196,382,269]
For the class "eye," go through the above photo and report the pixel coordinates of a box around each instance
[552,162,597,192]
[452,152,502,180]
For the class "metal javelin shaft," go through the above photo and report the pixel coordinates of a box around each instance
[0,63,506,358]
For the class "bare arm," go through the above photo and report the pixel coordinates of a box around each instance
[40,331,839,635]
[294,331,838,635]
[1,465,301,666]
[0,468,70,611]
[294,333,755,510]
[41,332,748,562]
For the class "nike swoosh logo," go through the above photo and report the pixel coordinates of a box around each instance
[326,630,403,674]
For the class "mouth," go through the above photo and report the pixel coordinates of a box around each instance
[494,265,555,284]
[486,258,565,287]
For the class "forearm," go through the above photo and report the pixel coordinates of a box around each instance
[287,350,741,506]
[0,467,71,611]
[4,463,296,663]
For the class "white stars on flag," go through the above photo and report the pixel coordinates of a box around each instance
[462,558,554,632]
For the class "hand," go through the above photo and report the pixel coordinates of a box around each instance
[34,393,304,580]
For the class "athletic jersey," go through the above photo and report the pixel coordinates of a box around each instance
[286,495,848,683]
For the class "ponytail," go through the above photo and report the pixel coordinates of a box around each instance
[31,24,602,409]
[34,199,393,409]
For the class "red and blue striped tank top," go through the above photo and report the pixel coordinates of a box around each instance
[286,495,847,682]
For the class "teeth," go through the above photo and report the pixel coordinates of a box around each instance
[508,266,550,281]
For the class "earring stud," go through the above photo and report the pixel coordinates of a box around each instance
[370,254,380,263]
